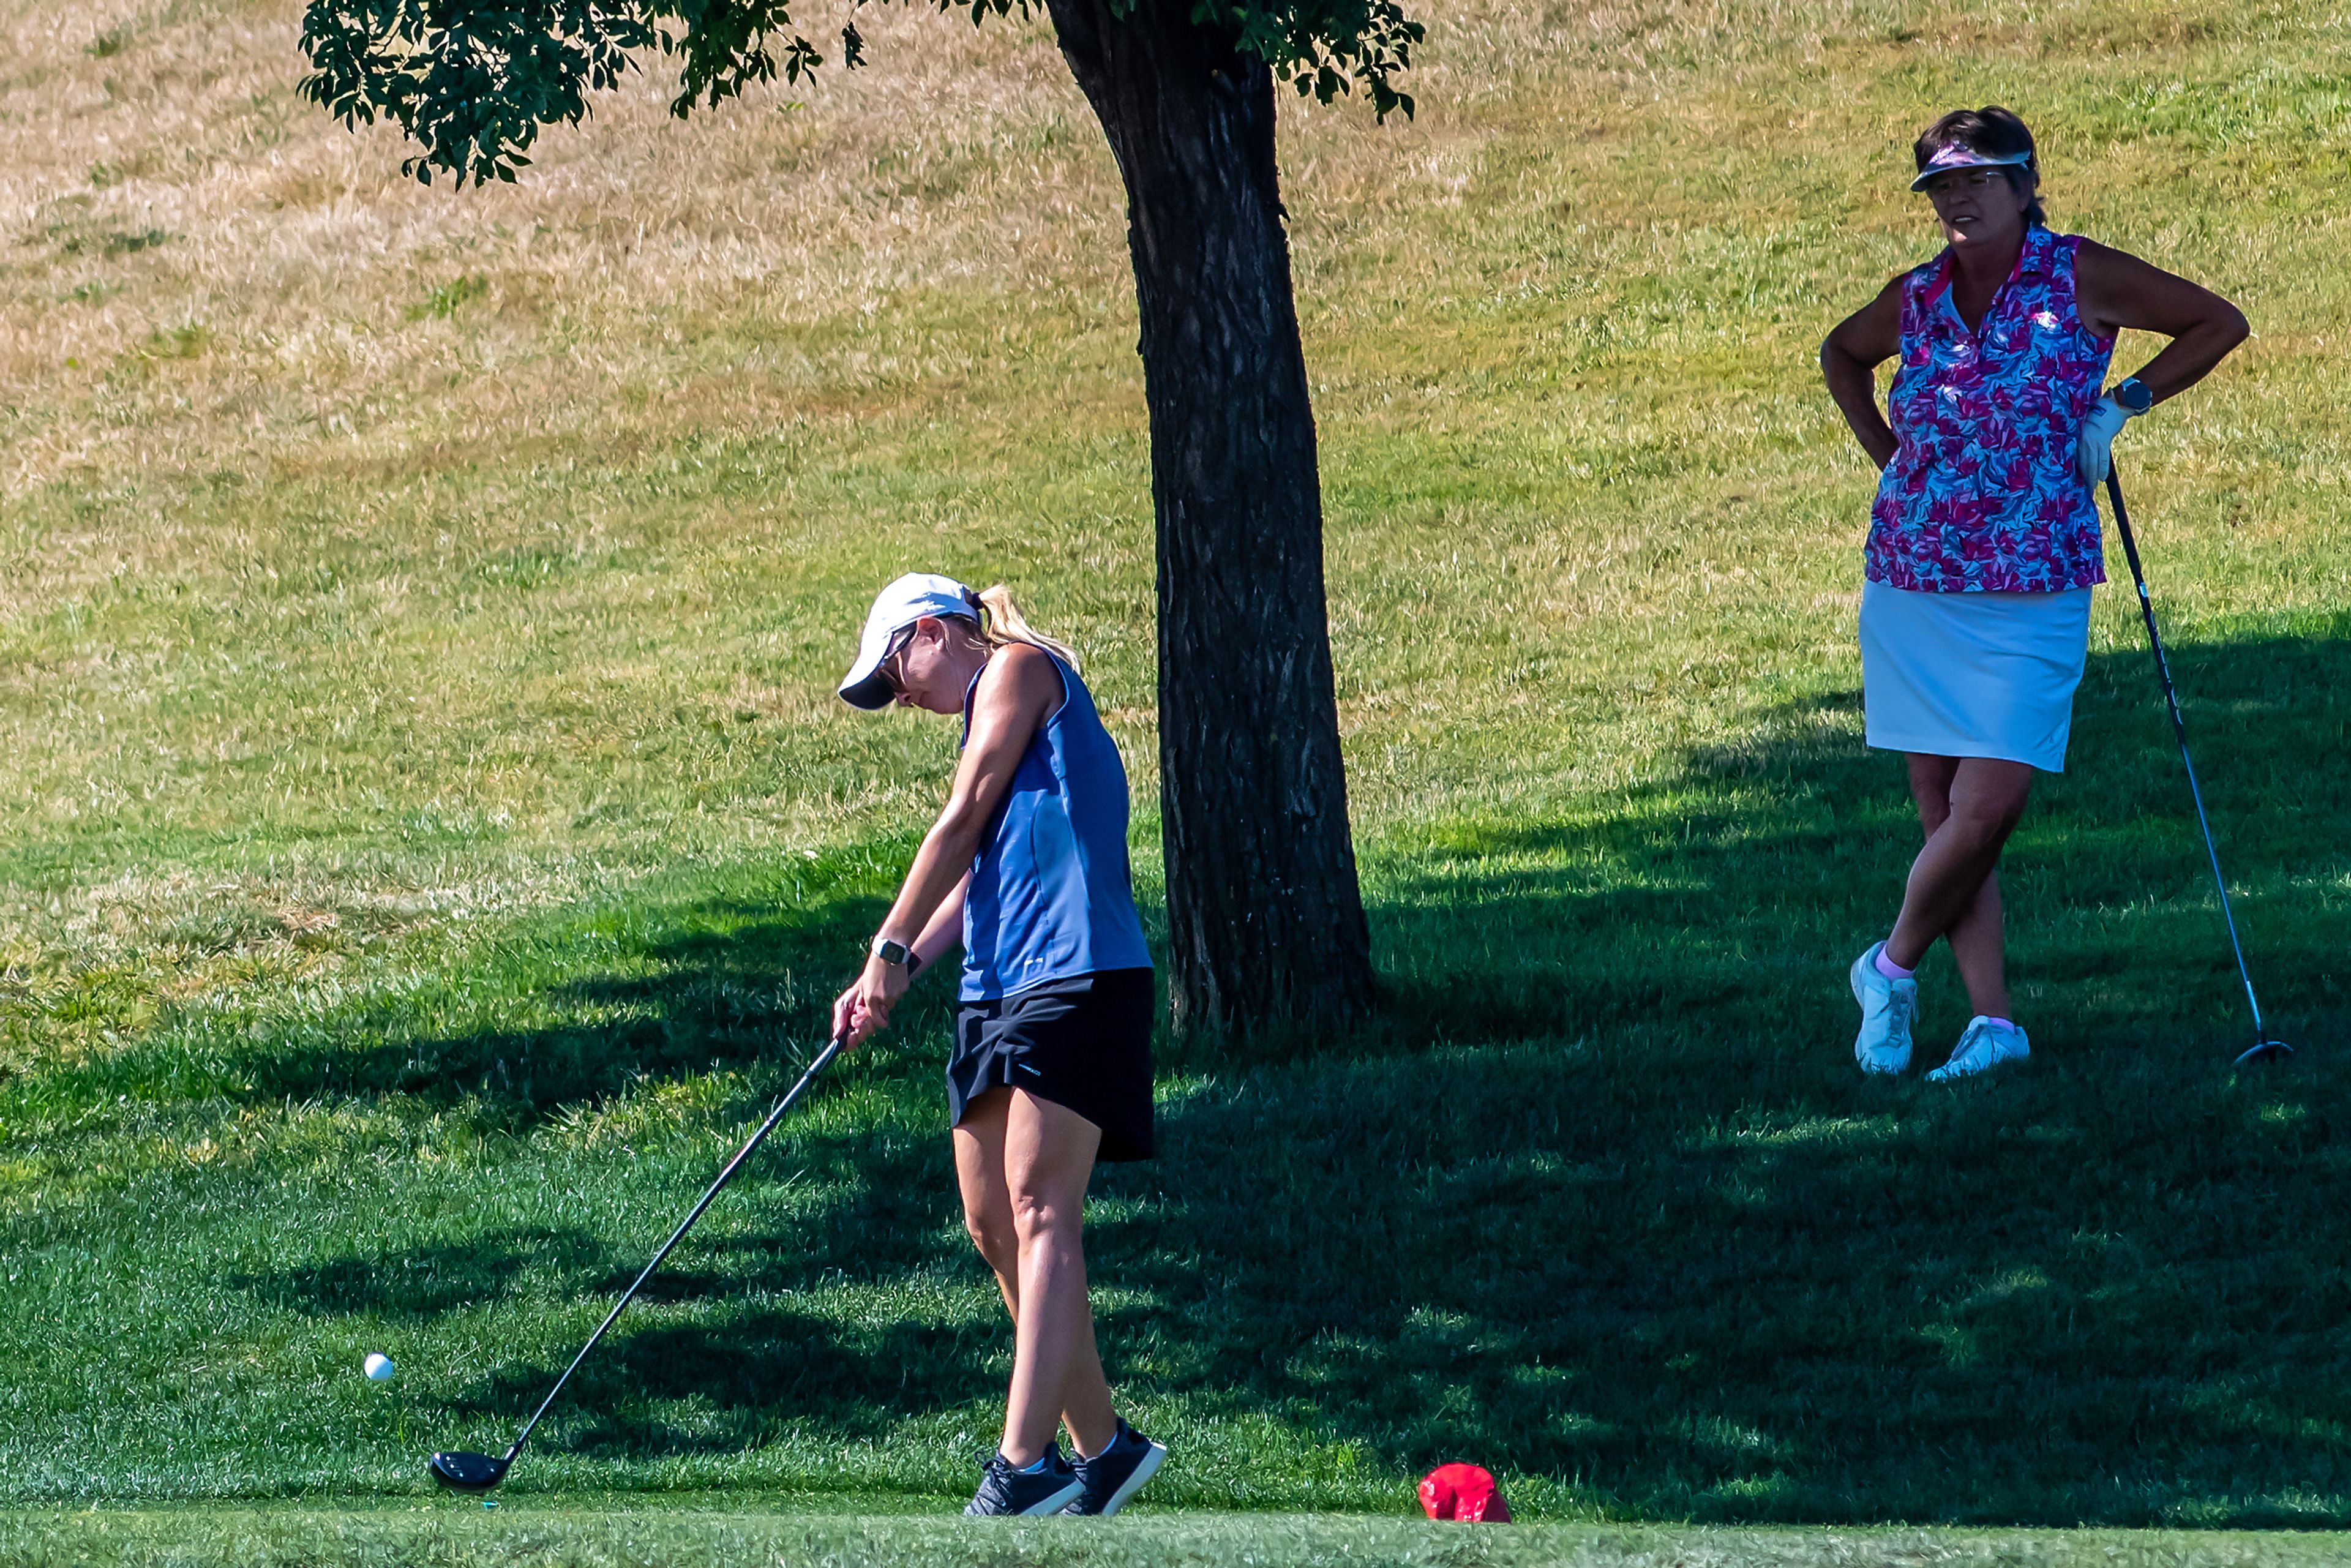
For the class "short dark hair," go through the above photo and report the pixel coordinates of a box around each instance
[1915,105,2045,227]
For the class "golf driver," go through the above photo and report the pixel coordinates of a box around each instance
[2104,465,2291,1067]
[429,1032,848,1492]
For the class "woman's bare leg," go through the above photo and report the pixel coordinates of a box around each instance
[999,1090,1114,1465]
[1943,866,2009,1020]
[951,1087,1117,1466]
[1886,754,2032,1019]
[953,1090,1021,1313]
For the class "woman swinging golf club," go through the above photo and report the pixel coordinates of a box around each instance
[831,573,1166,1516]
[1820,107,2247,1079]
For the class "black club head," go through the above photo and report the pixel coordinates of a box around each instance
[2235,1040,2295,1067]
[428,1451,510,1493]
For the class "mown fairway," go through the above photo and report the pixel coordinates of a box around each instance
[7,1509,2351,1568]
[3,0,2349,1532]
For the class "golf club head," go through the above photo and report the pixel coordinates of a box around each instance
[2235,1040,2295,1067]
[428,1450,510,1492]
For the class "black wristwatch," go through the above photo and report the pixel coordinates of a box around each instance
[2114,376,2154,415]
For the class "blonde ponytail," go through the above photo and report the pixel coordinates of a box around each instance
[974,583,1080,671]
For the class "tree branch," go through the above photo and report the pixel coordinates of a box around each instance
[299,0,1419,187]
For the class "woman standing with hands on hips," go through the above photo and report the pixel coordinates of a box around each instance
[831,573,1166,1515]
[1820,107,2246,1079]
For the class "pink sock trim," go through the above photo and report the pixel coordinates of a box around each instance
[1984,1016,2015,1030]
[1873,946,1914,981]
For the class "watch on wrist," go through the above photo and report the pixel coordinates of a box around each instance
[2114,377,2154,415]
[871,936,910,969]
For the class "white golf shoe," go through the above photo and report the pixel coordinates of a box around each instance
[1850,942,1918,1075]
[1927,1016,2030,1082]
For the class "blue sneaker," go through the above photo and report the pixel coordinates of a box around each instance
[964,1445,1084,1517]
[1062,1420,1166,1516]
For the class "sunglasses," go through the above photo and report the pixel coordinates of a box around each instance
[1921,168,2018,197]
[878,626,917,700]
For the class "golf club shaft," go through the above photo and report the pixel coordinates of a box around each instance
[2104,467,2267,1038]
[500,1033,847,1463]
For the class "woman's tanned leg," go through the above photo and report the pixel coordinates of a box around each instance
[1943,866,2009,1019]
[955,1088,1116,1461]
[1887,755,2031,1018]
[952,1089,1020,1311]
[996,1090,1115,1466]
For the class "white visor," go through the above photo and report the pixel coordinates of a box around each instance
[838,572,981,709]
[1910,145,2033,191]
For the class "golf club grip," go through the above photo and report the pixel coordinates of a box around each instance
[2104,466,2152,591]
[503,1033,847,1461]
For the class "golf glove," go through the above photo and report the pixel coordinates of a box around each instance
[2075,394,2137,486]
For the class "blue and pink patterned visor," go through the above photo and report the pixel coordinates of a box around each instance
[1910,144,2033,190]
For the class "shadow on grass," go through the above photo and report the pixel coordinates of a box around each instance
[510,1307,1013,1457]
[5,875,916,1128]
[288,888,909,1117]
[227,1231,604,1318]
[42,631,2351,1523]
[1371,622,2351,1062]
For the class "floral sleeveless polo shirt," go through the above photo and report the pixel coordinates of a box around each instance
[1867,225,2115,593]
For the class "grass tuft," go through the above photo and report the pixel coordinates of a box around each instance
[410,276,492,321]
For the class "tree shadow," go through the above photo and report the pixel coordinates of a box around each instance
[229,1231,602,1318]
[28,874,939,1135]
[1370,623,2351,1064]
[472,1306,1014,1457]
[126,629,2351,1521]
[1114,625,2350,1521]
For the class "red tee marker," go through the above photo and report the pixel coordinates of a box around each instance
[1418,1462,1511,1521]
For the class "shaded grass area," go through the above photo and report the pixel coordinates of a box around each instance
[6,1510,2351,1568]
[4,632,2345,1522]
[1374,621,2351,1054]
[4,0,2350,1534]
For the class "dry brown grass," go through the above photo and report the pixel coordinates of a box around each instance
[1,0,2344,966]
[0,0,2068,510]
[0,1,1128,504]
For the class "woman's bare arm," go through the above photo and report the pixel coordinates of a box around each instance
[877,645,1059,947]
[832,644,1062,1043]
[1820,276,1906,470]
[908,871,971,979]
[2073,242,2248,402]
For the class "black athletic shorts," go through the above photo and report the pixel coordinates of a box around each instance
[948,968,1155,1162]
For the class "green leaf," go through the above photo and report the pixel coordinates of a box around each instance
[298,0,1421,187]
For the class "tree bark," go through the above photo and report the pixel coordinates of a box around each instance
[1043,0,1373,1038]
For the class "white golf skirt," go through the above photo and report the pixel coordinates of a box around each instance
[1859,579,2093,773]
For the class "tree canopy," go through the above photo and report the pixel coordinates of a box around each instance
[299,0,1422,187]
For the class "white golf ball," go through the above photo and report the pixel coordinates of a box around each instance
[364,1352,395,1382]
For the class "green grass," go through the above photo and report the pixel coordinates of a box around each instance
[7,1509,2351,1568]
[2,0,2350,1536]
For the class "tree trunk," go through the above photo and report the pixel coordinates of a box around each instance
[1043,0,1373,1038]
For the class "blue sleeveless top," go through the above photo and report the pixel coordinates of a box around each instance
[960,651,1152,1001]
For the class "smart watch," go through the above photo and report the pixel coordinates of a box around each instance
[871,936,910,969]
[2114,376,2154,415]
